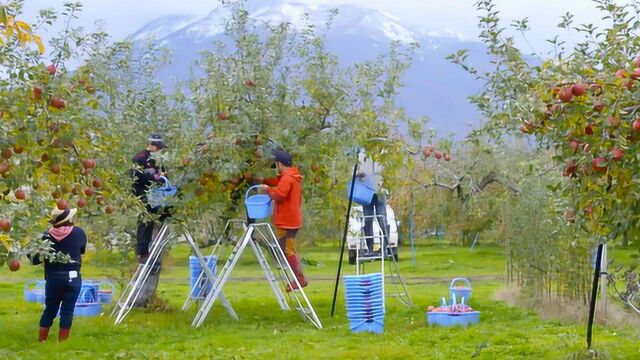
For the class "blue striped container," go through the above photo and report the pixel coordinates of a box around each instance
[189,256,217,298]
[344,273,385,334]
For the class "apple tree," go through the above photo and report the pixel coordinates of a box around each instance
[452,0,640,301]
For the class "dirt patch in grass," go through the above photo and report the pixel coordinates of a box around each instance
[493,286,640,328]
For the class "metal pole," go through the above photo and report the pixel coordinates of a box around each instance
[330,158,359,317]
[587,243,604,350]
[600,243,607,321]
[410,191,415,267]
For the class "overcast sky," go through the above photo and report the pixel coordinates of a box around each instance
[20,0,634,53]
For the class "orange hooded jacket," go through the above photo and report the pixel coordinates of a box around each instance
[263,167,303,229]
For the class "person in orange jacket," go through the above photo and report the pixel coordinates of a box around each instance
[260,150,307,291]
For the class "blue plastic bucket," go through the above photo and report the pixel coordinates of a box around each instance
[346,180,375,206]
[24,280,46,303]
[98,281,116,304]
[427,311,480,327]
[245,185,273,219]
[189,256,217,298]
[449,278,472,302]
[74,302,102,317]
[80,280,99,303]
[350,318,384,334]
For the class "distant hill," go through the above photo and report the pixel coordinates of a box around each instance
[130,1,491,139]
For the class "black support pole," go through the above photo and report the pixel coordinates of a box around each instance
[587,243,604,350]
[330,159,359,317]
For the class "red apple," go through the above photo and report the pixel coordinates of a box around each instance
[635,56,640,68]
[83,187,94,197]
[569,139,580,153]
[46,63,56,75]
[50,163,61,175]
[8,258,20,272]
[243,172,253,182]
[422,147,433,157]
[0,161,9,175]
[444,154,451,161]
[82,159,96,169]
[235,138,243,146]
[0,218,11,232]
[633,119,640,131]
[593,101,605,113]
[56,199,69,210]
[434,151,443,160]
[592,157,608,174]
[77,198,87,208]
[632,68,640,80]
[51,190,62,199]
[92,178,102,188]
[15,189,25,200]
[558,86,573,102]
[218,112,229,120]
[572,82,586,96]
[13,145,24,154]
[49,97,66,109]
[1,148,12,159]
[612,148,624,161]
[615,69,628,78]
[33,86,43,100]
[625,80,634,90]
[254,137,263,146]
[584,123,594,136]
[105,206,114,214]
[313,175,321,184]
[245,79,255,87]
[230,177,240,185]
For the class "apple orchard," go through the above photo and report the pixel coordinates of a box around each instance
[2,0,640,310]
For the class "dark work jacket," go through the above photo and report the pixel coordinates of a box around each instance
[30,227,87,275]
[131,149,165,205]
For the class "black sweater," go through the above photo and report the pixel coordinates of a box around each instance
[31,227,87,273]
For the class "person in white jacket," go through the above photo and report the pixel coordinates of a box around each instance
[357,150,389,256]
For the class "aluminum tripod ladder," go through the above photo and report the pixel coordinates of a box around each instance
[111,222,237,325]
[192,223,323,329]
[182,219,246,312]
[355,214,413,308]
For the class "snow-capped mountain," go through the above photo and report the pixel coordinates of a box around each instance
[130,1,488,139]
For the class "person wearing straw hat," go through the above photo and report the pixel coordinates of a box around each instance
[29,207,87,342]
[260,150,307,292]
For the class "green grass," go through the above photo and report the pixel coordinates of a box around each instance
[0,243,638,359]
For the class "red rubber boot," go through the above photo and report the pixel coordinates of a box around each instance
[285,254,308,292]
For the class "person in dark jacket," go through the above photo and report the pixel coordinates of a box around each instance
[30,207,87,342]
[131,133,167,261]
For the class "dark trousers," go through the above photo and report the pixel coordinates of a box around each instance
[136,220,155,256]
[362,193,388,252]
[39,271,81,329]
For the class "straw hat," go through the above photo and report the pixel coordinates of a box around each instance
[50,207,78,226]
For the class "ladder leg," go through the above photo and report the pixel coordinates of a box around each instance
[257,224,323,329]
[192,227,254,327]
[114,223,170,324]
[249,236,290,311]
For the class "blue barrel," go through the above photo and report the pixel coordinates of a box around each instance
[189,256,217,298]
